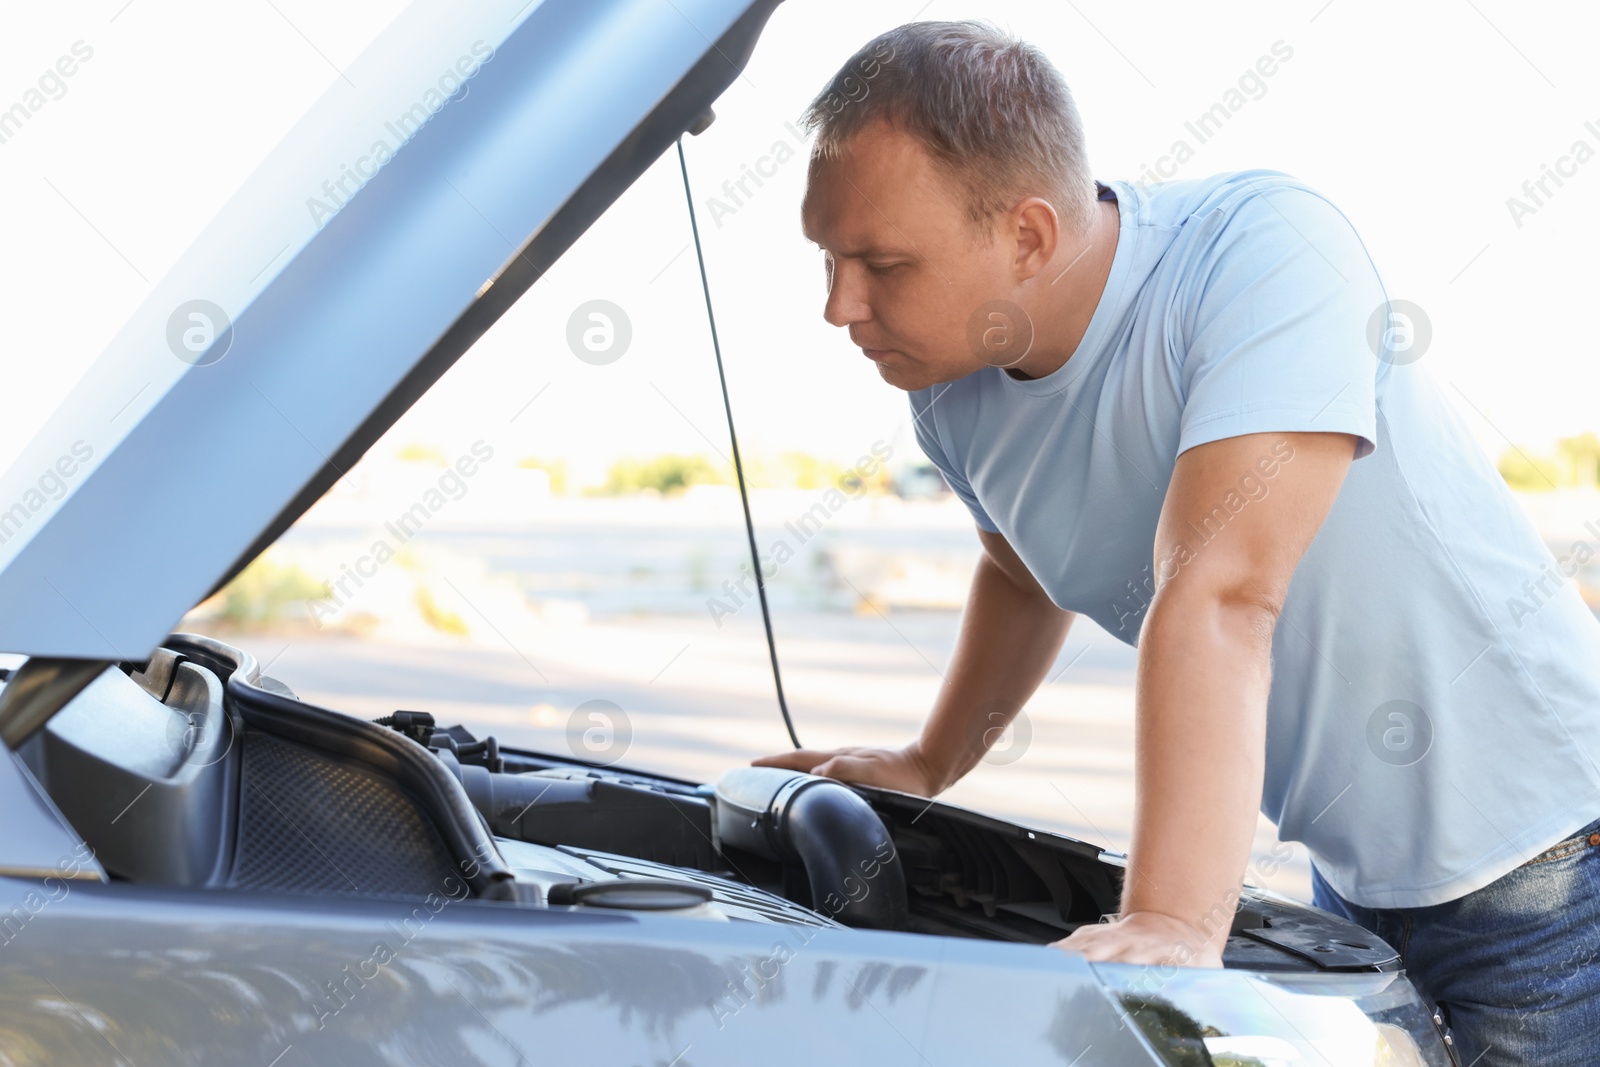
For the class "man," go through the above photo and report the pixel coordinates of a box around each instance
[753,20,1600,1063]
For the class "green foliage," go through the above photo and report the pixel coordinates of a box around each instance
[1499,450,1562,491]
[1113,994,1217,1066]
[774,451,843,489]
[516,456,569,494]
[587,451,892,495]
[1556,432,1600,486]
[1499,433,1600,491]
[415,586,469,635]
[396,442,447,465]
[739,451,891,492]
[591,454,729,496]
[215,557,327,626]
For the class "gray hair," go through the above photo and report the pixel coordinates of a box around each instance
[801,21,1096,233]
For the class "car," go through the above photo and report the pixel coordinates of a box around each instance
[0,0,1457,1063]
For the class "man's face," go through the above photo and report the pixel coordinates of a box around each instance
[800,120,1014,392]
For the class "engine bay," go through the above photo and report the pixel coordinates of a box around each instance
[8,635,1401,975]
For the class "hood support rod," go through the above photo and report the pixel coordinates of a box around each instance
[675,137,801,750]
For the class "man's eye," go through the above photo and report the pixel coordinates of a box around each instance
[867,262,905,275]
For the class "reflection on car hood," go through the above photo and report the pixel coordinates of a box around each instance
[0,0,778,660]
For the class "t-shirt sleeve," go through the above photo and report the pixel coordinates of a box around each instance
[910,390,1001,533]
[1176,181,1383,461]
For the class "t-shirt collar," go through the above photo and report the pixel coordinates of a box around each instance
[999,179,1136,397]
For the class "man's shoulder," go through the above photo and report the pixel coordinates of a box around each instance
[1123,168,1372,295]
[1125,168,1336,232]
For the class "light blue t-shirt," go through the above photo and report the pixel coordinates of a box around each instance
[911,169,1600,908]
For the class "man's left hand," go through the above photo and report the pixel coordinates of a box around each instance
[1049,910,1224,969]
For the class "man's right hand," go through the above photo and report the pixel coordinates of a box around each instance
[751,743,943,797]
[751,526,1072,803]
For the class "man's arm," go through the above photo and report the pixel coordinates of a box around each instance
[753,525,1073,794]
[1052,430,1356,967]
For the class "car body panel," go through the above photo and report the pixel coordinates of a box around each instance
[1,878,1156,1065]
[0,749,104,882]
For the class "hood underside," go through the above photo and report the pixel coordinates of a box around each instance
[0,0,779,661]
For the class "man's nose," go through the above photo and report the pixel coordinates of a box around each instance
[823,263,869,329]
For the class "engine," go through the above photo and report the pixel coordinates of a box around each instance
[11,636,1402,977]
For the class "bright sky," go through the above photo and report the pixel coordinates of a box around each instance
[2,0,1597,483]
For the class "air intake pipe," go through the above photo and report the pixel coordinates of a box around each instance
[712,767,907,930]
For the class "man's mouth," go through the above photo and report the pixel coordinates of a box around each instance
[861,347,893,361]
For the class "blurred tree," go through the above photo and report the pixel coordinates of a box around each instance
[593,453,727,495]
[1498,448,1563,491]
[585,451,895,495]
[516,455,569,494]
[415,585,469,635]
[396,442,447,465]
[214,555,327,626]
[778,450,844,490]
[1557,432,1600,487]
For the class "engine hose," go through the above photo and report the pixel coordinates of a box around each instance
[713,766,908,930]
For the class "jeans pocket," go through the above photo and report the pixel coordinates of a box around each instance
[1524,816,1600,868]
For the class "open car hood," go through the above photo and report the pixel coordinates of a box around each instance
[0,0,780,660]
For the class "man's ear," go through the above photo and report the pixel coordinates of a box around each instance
[1012,197,1061,282]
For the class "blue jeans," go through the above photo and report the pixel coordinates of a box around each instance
[1311,815,1600,1066]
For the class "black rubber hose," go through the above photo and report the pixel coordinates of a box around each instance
[714,767,908,930]
[781,782,908,930]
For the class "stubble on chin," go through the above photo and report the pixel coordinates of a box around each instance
[893,359,980,393]
[875,362,919,392]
